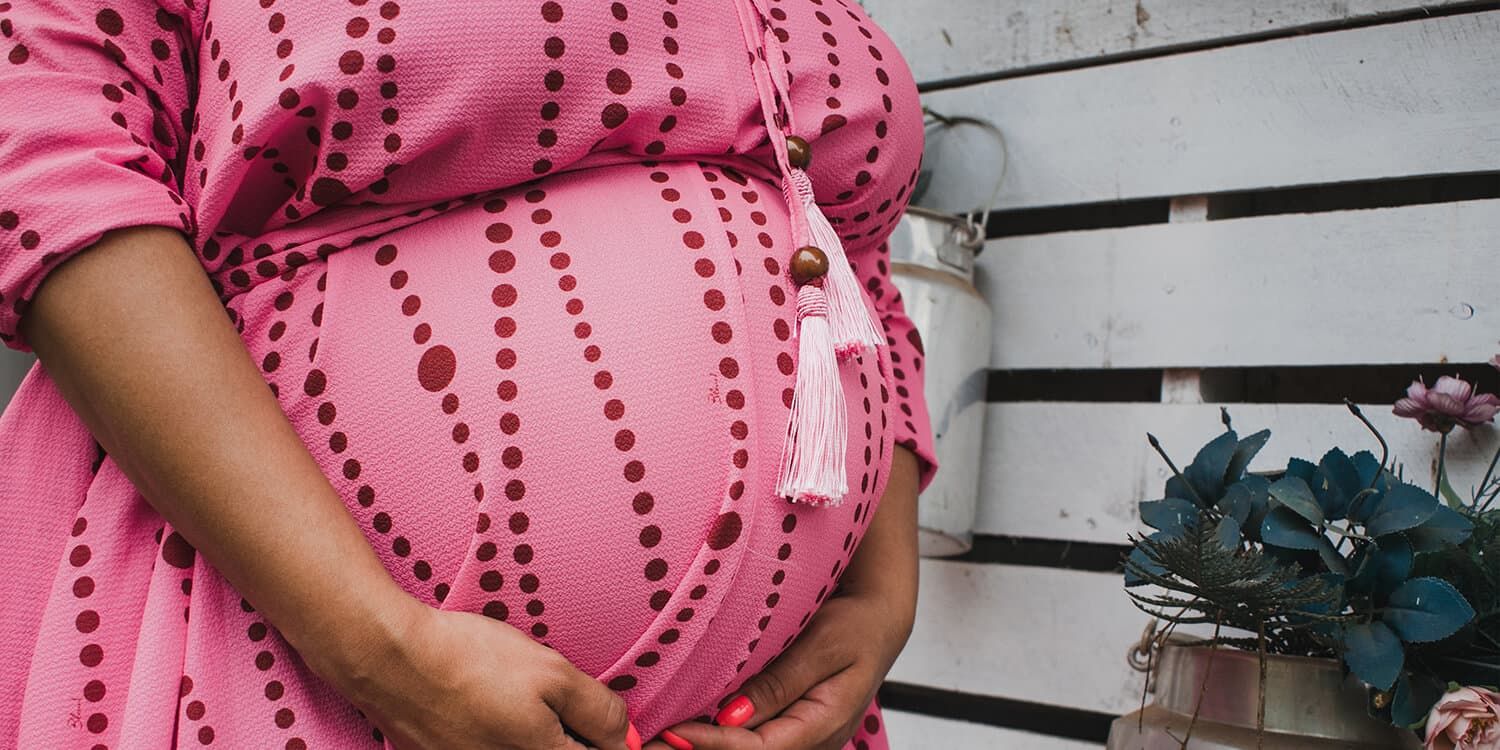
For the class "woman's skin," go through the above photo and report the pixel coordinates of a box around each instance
[21,223,920,750]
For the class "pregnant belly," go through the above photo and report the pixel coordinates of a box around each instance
[234,161,896,733]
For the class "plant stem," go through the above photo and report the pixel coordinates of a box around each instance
[1435,431,1448,500]
[1474,443,1500,511]
[1178,615,1224,749]
[1256,618,1268,750]
[1346,400,1390,490]
[1148,433,1207,505]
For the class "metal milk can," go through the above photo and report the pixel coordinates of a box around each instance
[887,206,991,557]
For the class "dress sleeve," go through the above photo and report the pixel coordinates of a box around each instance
[0,1,198,352]
[851,237,940,494]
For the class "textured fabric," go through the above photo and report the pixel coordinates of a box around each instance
[0,1,936,747]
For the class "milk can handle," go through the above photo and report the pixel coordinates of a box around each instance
[922,108,1008,251]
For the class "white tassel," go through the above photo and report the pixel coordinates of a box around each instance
[789,169,884,358]
[776,284,848,506]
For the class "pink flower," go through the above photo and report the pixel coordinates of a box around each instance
[1394,376,1500,433]
[1425,686,1500,750]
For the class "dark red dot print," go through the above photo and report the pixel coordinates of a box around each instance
[601,103,629,129]
[79,643,103,667]
[606,68,632,95]
[417,345,456,391]
[541,1,562,21]
[95,9,124,35]
[76,609,99,633]
[84,679,106,702]
[161,531,196,569]
[633,492,653,514]
[707,512,742,549]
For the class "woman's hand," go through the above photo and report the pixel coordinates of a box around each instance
[647,446,921,750]
[330,598,640,750]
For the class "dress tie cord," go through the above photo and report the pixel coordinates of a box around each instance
[732,0,882,507]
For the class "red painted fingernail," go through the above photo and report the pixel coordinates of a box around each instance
[625,720,642,750]
[714,695,754,727]
[660,729,694,750]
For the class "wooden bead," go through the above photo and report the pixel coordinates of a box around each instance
[785,135,811,169]
[789,245,830,284]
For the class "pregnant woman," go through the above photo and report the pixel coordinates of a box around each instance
[0,1,937,748]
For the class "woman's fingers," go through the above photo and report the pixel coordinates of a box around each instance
[670,667,872,750]
[545,662,634,750]
[713,622,851,730]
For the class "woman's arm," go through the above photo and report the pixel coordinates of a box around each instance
[24,225,410,681]
[23,225,634,750]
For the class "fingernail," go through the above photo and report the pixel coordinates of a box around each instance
[625,720,642,750]
[660,729,694,750]
[714,695,754,727]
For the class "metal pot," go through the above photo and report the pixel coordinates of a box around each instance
[888,206,991,557]
[1108,642,1421,749]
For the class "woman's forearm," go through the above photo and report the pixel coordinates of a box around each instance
[20,225,416,682]
[840,444,920,632]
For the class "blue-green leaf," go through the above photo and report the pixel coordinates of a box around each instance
[1315,536,1349,576]
[1124,530,1172,587]
[1216,516,1242,551]
[1342,621,1404,690]
[1316,448,1361,521]
[1350,534,1413,598]
[1270,476,1324,526]
[1217,483,1252,525]
[1352,450,1383,487]
[1363,483,1438,538]
[1286,457,1318,483]
[1225,429,1271,484]
[1262,507,1323,551]
[1392,672,1447,729]
[1384,577,1475,643]
[1242,475,1273,542]
[1405,505,1475,552]
[1184,430,1238,504]
[1140,497,1199,536]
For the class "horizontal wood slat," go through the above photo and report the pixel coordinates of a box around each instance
[915,12,1500,212]
[978,200,1500,370]
[864,0,1474,84]
[883,709,1104,749]
[890,561,1150,715]
[976,401,1500,545]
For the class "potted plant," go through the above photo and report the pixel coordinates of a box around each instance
[1108,373,1500,749]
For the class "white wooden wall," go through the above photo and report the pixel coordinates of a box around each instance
[867,1,1500,746]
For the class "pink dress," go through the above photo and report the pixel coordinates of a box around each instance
[0,0,938,747]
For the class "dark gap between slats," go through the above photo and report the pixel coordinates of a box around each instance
[988,364,1500,405]
[981,198,1168,239]
[878,682,1118,744]
[989,369,1163,402]
[1200,363,1500,404]
[976,172,1500,241]
[915,0,1500,93]
[948,534,1130,573]
[1208,171,1500,220]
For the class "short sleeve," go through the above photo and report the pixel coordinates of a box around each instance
[0,1,198,351]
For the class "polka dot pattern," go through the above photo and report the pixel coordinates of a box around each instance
[0,2,934,748]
